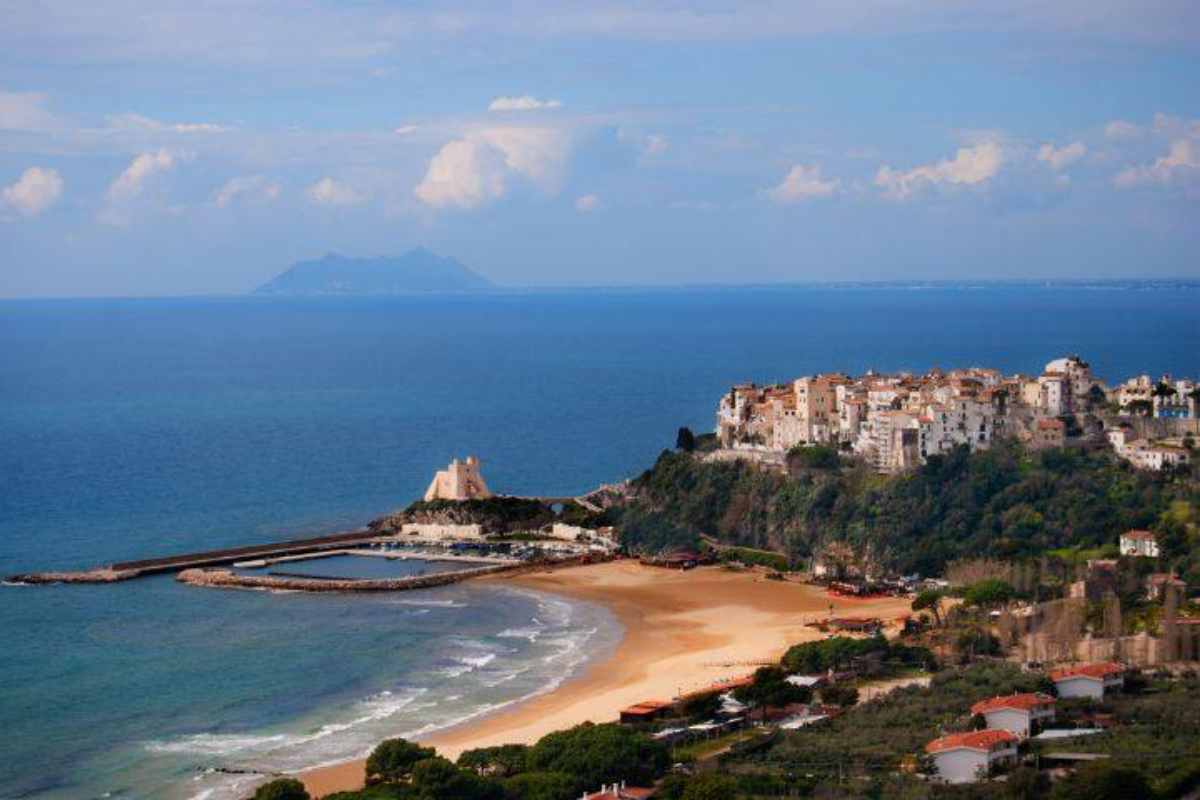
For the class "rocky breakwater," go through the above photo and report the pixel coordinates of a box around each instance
[7,567,139,585]
[176,562,526,593]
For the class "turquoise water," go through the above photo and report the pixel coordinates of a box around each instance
[1,285,1198,799]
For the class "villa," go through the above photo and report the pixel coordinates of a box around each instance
[1049,663,1126,700]
[1120,529,1160,558]
[925,729,1019,784]
[969,693,1056,738]
[581,782,655,800]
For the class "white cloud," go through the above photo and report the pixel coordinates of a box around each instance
[107,112,228,134]
[394,125,419,135]
[1151,112,1200,139]
[488,95,563,112]
[1037,141,1086,170]
[213,175,280,207]
[100,149,182,224]
[643,134,669,156]
[574,193,600,212]
[615,128,671,161]
[414,126,570,210]
[874,141,1003,199]
[1114,139,1200,187]
[305,177,363,206]
[414,139,506,209]
[2,167,63,216]
[106,149,178,203]
[0,90,58,131]
[767,164,839,203]
[1105,119,1141,139]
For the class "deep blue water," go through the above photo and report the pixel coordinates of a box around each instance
[1,286,1197,799]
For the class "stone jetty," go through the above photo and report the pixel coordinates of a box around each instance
[176,561,527,593]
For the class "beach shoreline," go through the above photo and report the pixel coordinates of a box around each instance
[300,560,915,798]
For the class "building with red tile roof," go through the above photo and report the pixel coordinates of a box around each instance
[618,700,673,724]
[1049,662,1125,699]
[1120,529,1159,558]
[969,693,1055,737]
[581,783,654,799]
[925,730,1019,784]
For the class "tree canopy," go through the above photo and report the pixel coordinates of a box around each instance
[525,722,668,794]
[251,778,310,800]
[365,738,436,784]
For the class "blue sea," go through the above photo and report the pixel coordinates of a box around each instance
[1,284,1197,799]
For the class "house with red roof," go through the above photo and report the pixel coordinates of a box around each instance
[1120,529,1159,558]
[925,729,1019,784]
[581,782,655,799]
[618,700,673,724]
[1049,662,1125,700]
[969,693,1055,737]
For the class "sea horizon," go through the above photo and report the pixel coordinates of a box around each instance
[3,276,1200,303]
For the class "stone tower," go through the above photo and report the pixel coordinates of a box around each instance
[423,455,493,502]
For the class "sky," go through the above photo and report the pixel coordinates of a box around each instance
[1,1,1199,297]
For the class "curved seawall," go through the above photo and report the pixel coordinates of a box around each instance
[177,563,522,592]
[176,558,598,592]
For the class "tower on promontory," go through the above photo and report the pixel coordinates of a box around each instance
[423,456,493,502]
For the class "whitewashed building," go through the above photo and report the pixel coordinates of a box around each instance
[925,729,1019,784]
[1120,529,1160,558]
[1049,662,1125,700]
[969,693,1056,738]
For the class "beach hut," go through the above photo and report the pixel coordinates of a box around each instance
[619,700,673,724]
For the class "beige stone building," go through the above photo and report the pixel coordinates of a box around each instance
[424,456,492,502]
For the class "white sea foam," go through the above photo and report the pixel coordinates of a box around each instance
[437,652,498,677]
[146,690,429,758]
[498,626,541,642]
[462,652,497,668]
[392,598,467,608]
[147,733,294,757]
[484,666,531,687]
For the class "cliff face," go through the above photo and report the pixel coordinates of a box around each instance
[255,248,492,295]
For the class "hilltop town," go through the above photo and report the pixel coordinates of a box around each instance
[716,355,1197,473]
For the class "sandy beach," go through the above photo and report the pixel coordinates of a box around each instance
[301,561,915,797]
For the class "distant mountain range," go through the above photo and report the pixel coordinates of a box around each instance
[254,249,492,295]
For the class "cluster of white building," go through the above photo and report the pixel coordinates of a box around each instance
[1113,373,1199,418]
[1106,424,1192,472]
[926,663,1125,784]
[717,355,1196,473]
[717,356,1096,473]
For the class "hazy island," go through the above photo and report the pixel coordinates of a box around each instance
[254,248,492,295]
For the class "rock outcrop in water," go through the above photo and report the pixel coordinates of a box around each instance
[254,248,492,295]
